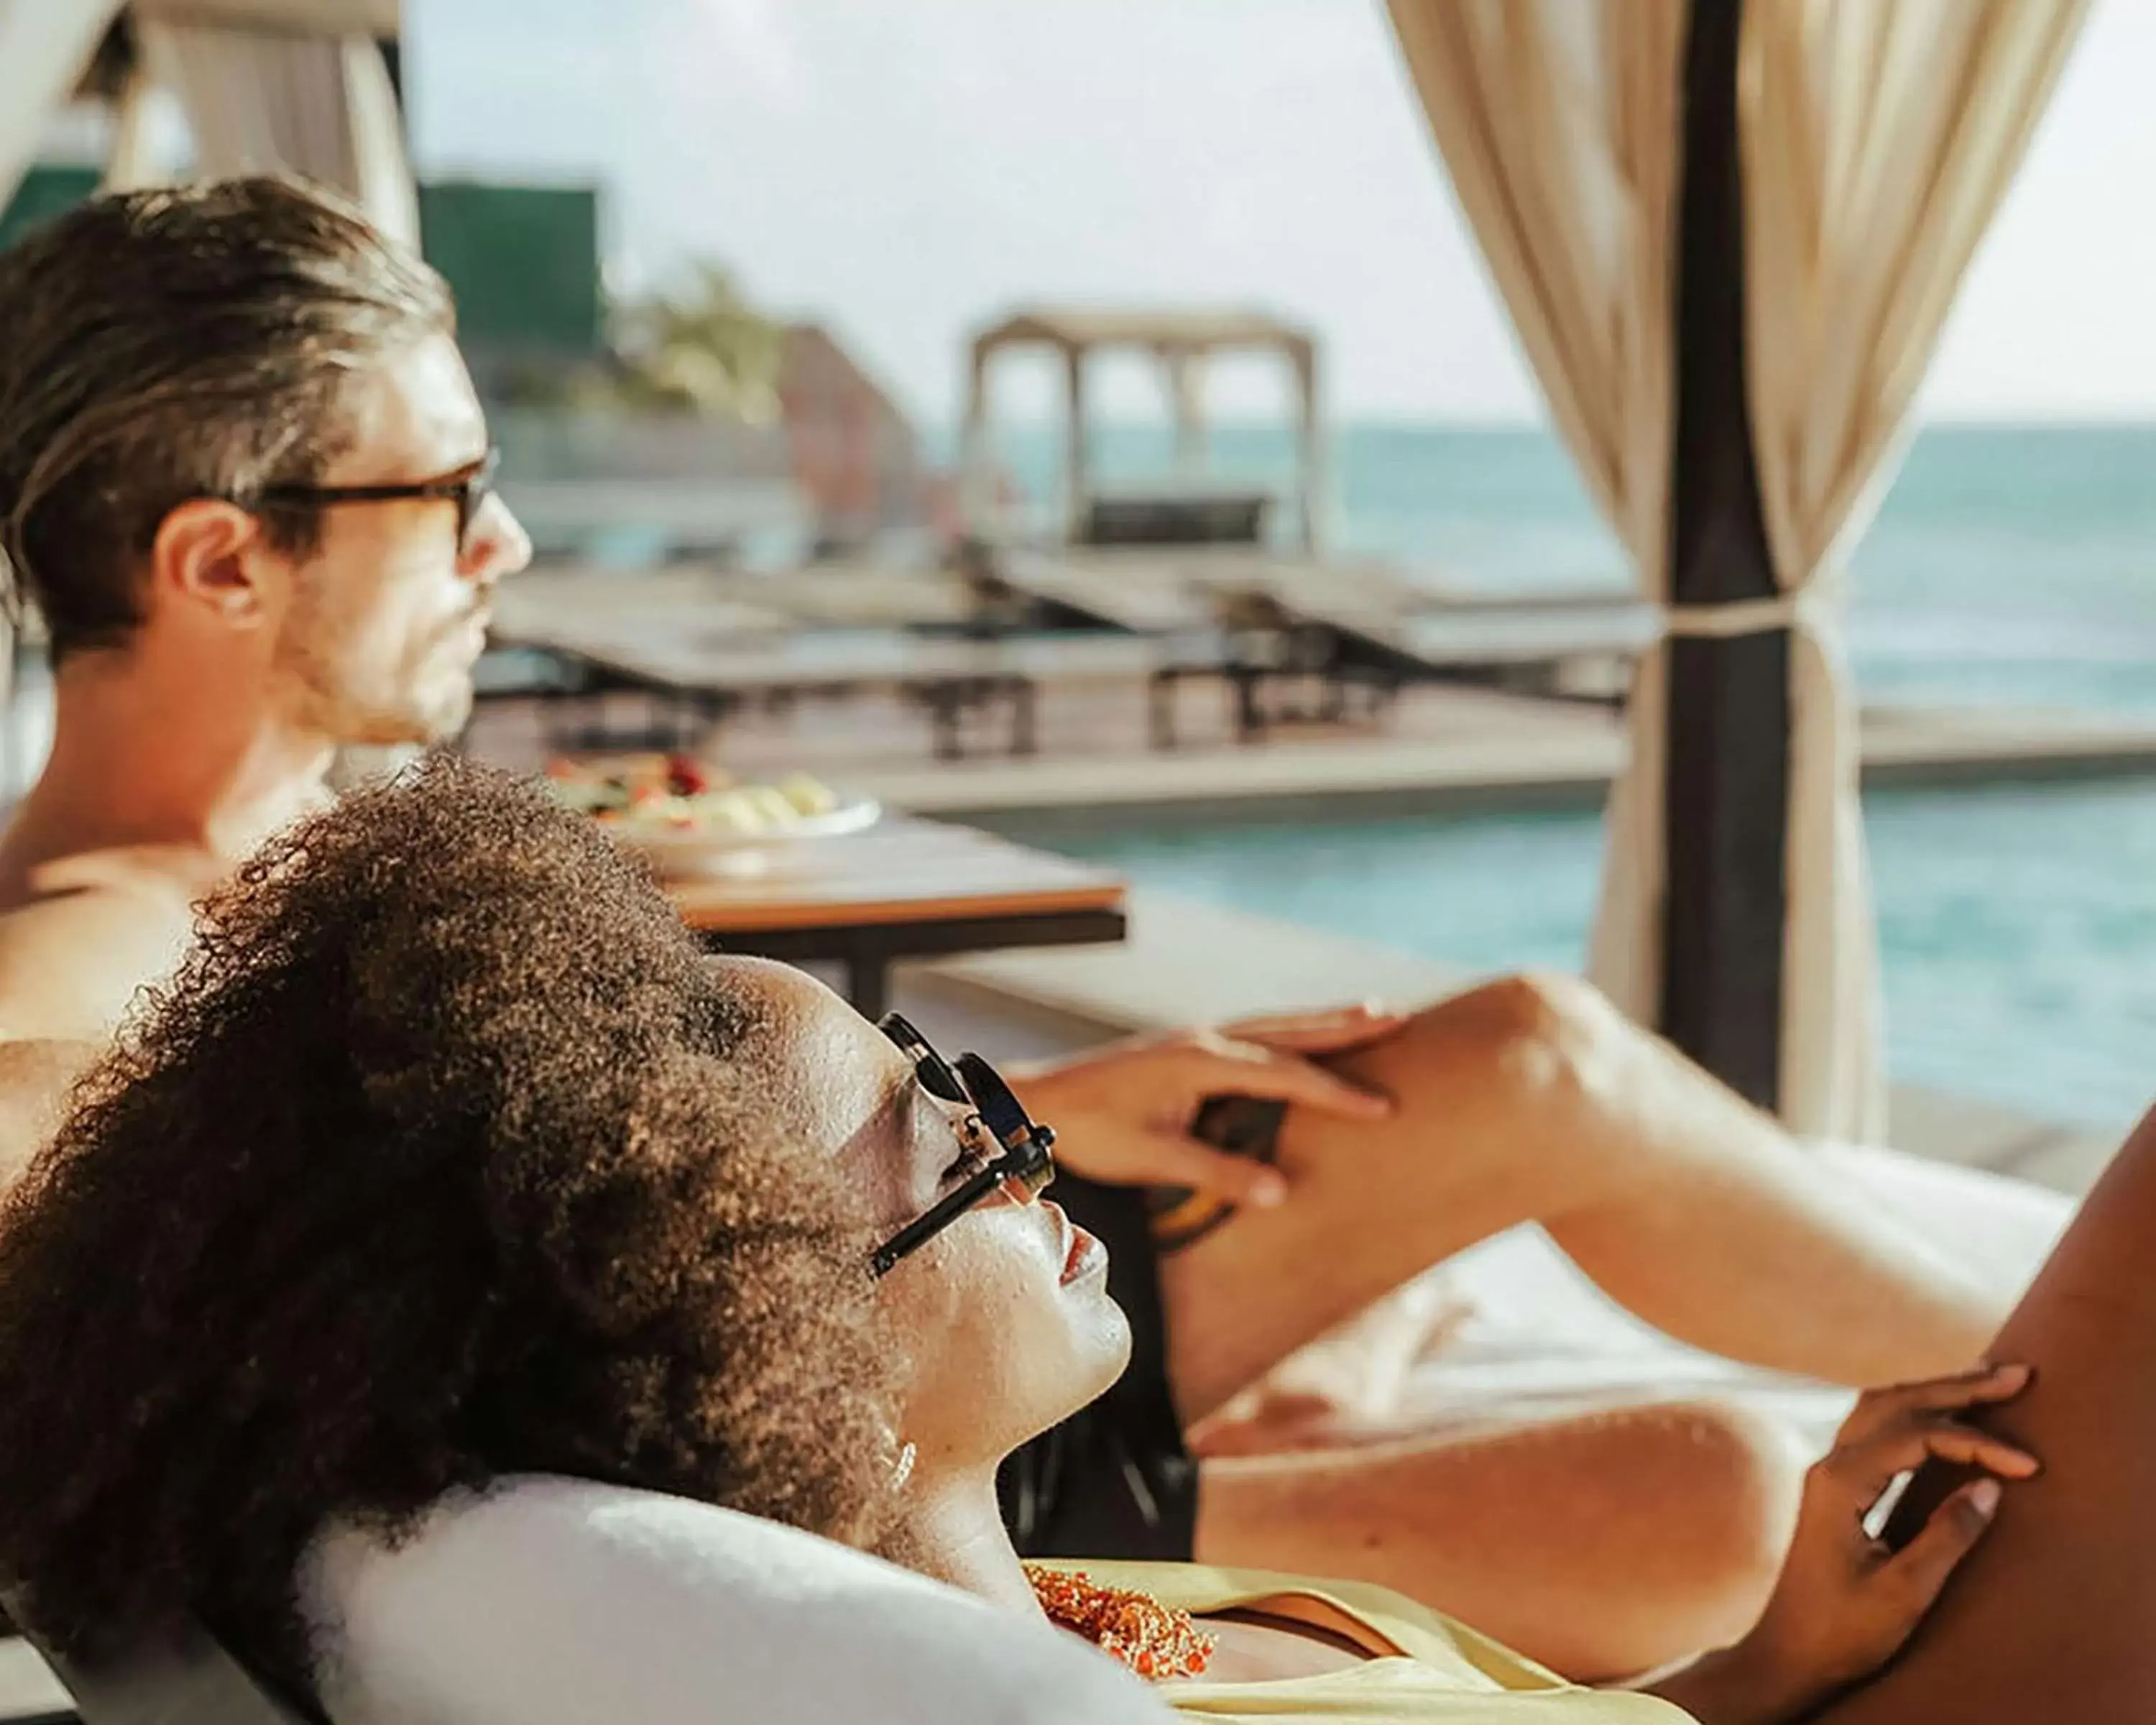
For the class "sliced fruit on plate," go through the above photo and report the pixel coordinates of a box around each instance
[775,772,839,816]
[546,757,857,840]
[546,752,724,801]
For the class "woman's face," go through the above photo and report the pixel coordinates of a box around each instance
[717,959,1131,1478]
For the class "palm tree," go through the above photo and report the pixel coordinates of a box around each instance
[609,260,783,421]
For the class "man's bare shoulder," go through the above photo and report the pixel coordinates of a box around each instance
[0,1038,104,1189]
[0,877,199,1044]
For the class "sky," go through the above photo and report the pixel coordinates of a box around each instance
[407,0,2156,428]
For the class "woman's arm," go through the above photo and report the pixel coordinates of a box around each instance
[1642,1366,2035,1725]
[1004,1005,1402,1204]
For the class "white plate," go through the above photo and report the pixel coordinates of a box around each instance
[608,793,883,876]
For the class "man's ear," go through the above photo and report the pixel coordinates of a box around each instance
[148,500,275,627]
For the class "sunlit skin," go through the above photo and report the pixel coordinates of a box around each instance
[716,957,2042,1711]
[0,331,531,1051]
[725,955,1418,1683]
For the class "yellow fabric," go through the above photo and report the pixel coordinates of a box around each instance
[1044,1561,1692,1724]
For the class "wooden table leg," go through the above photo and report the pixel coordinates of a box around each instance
[1010,676,1038,756]
[1232,666,1265,744]
[926,684,964,761]
[1148,669,1178,750]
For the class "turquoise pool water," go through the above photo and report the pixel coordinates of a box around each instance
[1045,779,2156,1136]
[982,423,2156,1134]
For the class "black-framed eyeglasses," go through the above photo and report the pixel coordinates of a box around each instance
[869,1013,1057,1279]
[255,446,502,556]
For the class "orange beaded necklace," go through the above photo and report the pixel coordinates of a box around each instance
[1026,1563,1217,1679]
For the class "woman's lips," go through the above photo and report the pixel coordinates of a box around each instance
[1043,1199,1107,1285]
[1061,1221,1107,1285]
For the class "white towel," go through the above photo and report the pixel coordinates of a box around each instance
[303,1476,1171,1725]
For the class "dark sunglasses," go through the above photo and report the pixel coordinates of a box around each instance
[255,447,502,556]
[869,1013,1057,1279]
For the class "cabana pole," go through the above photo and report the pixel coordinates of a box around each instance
[1061,340,1089,542]
[1657,0,1787,1109]
[959,337,995,535]
[1164,346,1206,479]
[1292,337,1323,556]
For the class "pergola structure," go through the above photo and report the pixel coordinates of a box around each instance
[963,305,1325,553]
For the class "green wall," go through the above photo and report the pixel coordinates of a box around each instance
[0,165,98,252]
[418,180,602,356]
[1,166,603,359]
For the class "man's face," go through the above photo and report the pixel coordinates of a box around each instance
[271,332,531,746]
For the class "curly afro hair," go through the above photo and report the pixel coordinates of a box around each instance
[0,755,901,1689]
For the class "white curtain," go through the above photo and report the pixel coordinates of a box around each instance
[0,0,124,208]
[1739,0,2089,1137]
[112,11,416,246]
[1382,0,1687,1080]
[1386,0,2088,1141]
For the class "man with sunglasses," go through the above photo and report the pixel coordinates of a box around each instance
[0,182,1383,1143]
[0,178,529,1057]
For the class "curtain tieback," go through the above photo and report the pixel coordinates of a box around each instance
[1662,592,1810,640]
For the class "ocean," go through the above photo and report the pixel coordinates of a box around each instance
[994,421,2156,711]
[992,422,2156,1134]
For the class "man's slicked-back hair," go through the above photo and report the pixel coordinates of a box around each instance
[0,176,453,659]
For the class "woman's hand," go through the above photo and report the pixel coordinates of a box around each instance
[1004,1005,1406,1206]
[1649,1363,2037,1725]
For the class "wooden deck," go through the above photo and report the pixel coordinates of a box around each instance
[477,569,2156,823]
[467,671,2156,826]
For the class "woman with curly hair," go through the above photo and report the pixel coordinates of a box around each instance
[0,757,916,1698]
[0,755,2135,1724]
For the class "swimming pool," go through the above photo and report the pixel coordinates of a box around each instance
[1041,778,2156,1135]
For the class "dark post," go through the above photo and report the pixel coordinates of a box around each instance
[1657,0,1789,1110]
